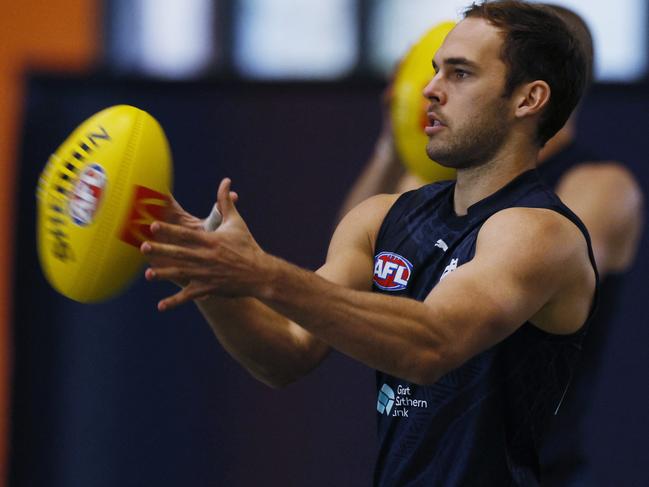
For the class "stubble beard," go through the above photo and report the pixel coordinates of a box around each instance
[426,98,511,170]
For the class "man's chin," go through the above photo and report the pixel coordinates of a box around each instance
[425,147,455,169]
[426,150,475,170]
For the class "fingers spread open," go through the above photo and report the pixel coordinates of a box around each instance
[141,240,207,264]
[145,265,211,282]
[150,221,209,246]
[157,283,211,311]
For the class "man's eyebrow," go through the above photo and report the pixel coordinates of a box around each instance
[433,57,480,71]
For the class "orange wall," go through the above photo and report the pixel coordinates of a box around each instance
[0,0,100,482]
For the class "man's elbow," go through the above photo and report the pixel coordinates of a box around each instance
[251,368,305,389]
[251,347,327,389]
[401,348,453,386]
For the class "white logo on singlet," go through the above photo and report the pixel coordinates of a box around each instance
[440,258,459,281]
[435,239,449,252]
[377,384,395,415]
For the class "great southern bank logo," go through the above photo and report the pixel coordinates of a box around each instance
[377,383,430,418]
[377,384,395,415]
[373,252,413,291]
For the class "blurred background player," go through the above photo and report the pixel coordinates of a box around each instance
[340,5,643,486]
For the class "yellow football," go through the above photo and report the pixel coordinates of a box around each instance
[36,105,173,303]
[391,21,456,183]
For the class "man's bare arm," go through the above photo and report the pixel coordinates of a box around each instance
[146,191,595,385]
[249,208,595,384]
[144,183,396,388]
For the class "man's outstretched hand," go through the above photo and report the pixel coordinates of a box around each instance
[141,178,267,311]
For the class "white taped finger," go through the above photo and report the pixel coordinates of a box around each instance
[203,204,222,231]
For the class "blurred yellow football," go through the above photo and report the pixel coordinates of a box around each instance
[391,21,456,183]
[36,105,173,303]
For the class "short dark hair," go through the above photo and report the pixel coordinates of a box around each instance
[464,1,588,146]
[544,4,594,86]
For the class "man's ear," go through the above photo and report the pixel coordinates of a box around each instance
[514,80,551,119]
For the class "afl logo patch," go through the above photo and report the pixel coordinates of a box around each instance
[69,163,107,226]
[373,252,413,291]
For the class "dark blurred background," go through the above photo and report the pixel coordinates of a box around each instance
[3,1,649,486]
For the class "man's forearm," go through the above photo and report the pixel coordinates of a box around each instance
[255,255,449,385]
[195,295,329,388]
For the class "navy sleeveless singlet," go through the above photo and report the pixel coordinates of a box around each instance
[371,169,599,486]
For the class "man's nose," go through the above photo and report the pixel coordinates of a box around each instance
[423,74,445,105]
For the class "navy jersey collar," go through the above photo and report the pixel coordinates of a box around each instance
[442,169,542,223]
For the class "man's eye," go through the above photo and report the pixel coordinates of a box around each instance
[455,70,469,79]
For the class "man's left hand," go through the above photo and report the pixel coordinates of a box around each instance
[141,178,268,310]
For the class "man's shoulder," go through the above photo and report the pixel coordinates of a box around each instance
[480,207,589,262]
[332,193,401,254]
[345,193,401,222]
[477,207,596,334]
[483,206,577,230]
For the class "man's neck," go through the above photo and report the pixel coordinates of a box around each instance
[453,144,538,216]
